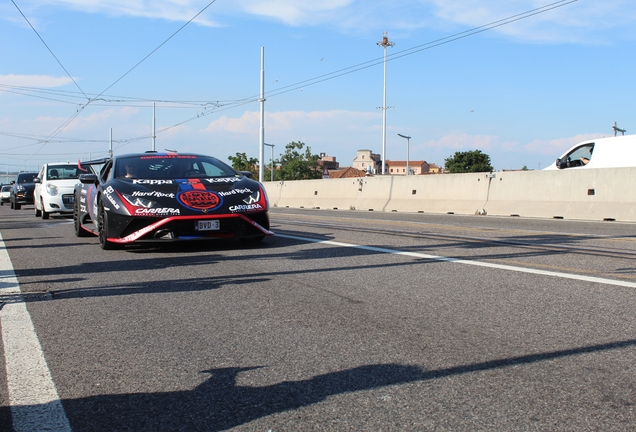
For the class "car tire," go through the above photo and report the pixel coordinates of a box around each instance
[35,205,41,217]
[73,194,91,237]
[14,201,21,210]
[41,200,49,219]
[98,198,121,250]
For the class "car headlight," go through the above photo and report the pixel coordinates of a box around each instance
[122,193,156,208]
[46,183,59,196]
[16,185,25,192]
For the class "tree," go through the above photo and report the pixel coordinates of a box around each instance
[275,141,322,181]
[444,150,494,173]
[228,152,258,176]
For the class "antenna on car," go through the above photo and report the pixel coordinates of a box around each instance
[613,121,626,136]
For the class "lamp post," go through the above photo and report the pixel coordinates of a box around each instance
[264,143,275,182]
[377,32,394,175]
[397,133,411,175]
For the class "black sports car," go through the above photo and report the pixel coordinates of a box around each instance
[74,151,273,249]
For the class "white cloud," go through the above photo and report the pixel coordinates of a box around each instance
[205,109,378,134]
[234,0,353,26]
[427,0,636,43]
[422,131,500,151]
[524,133,605,156]
[0,74,74,88]
[33,0,221,26]
[12,1,636,40]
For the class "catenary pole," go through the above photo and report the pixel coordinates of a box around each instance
[259,47,265,182]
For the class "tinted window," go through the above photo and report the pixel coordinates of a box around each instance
[17,173,37,183]
[115,155,238,179]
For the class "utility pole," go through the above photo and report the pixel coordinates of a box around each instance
[152,103,156,151]
[258,47,266,183]
[377,31,394,175]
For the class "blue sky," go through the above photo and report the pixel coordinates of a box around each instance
[1,0,635,173]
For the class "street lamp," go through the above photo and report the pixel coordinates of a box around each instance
[397,134,411,175]
[377,32,394,175]
[264,143,275,182]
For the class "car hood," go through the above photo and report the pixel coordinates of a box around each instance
[107,176,267,215]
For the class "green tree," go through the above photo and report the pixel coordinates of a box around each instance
[444,150,494,173]
[275,141,322,181]
[228,152,258,176]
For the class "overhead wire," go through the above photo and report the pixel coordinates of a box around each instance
[115,0,579,150]
[9,0,219,161]
[8,0,578,156]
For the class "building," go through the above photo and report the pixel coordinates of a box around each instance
[318,153,339,170]
[328,167,368,178]
[385,160,430,175]
[352,150,382,174]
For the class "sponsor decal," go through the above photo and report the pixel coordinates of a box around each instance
[79,204,87,212]
[243,191,260,205]
[135,208,180,216]
[177,190,222,211]
[229,204,264,213]
[132,191,176,198]
[132,179,174,185]
[203,177,241,184]
[217,188,253,197]
[80,197,86,203]
[103,185,120,210]
[80,189,87,195]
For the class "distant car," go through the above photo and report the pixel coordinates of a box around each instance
[34,162,93,219]
[10,172,38,210]
[74,151,273,250]
[1,185,12,205]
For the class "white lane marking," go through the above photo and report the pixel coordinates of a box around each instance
[277,234,636,289]
[0,233,72,432]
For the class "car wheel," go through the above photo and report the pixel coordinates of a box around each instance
[35,205,41,217]
[73,194,91,237]
[98,198,121,250]
[41,199,49,219]
[14,201,21,210]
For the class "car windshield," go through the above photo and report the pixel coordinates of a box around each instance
[47,165,89,180]
[115,155,238,179]
[1,186,11,192]
[17,173,37,183]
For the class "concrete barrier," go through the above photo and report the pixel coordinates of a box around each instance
[264,167,636,222]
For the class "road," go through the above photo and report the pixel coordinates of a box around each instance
[1,204,636,431]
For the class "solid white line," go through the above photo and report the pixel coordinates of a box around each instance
[277,234,636,289]
[0,233,72,432]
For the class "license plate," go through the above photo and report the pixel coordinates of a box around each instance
[196,220,220,231]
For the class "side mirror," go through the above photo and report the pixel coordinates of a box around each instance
[33,178,41,184]
[555,158,563,169]
[79,173,99,185]
[10,180,15,184]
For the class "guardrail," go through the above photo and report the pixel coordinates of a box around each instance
[263,167,636,222]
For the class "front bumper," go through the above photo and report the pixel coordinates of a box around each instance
[107,212,273,244]
[42,193,75,213]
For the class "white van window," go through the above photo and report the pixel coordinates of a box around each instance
[557,143,594,169]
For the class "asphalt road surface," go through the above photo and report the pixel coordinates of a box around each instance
[1,204,636,431]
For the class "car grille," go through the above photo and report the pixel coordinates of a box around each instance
[62,194,74,208]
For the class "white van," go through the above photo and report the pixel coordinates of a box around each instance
[544,134,636,170]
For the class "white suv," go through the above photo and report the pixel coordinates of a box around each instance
[34,163,89,219]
